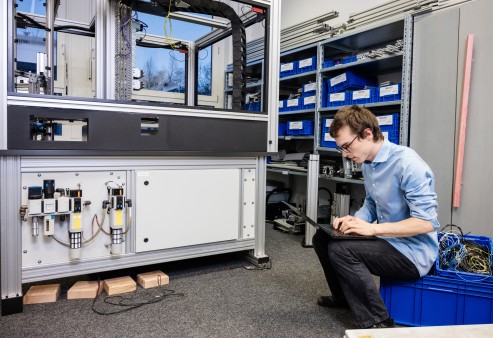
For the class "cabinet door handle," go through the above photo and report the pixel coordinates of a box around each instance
[453,34,474,208]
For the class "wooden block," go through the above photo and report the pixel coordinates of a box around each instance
[137,270,169,289]
[67,281,104,299]
[23,284,61,304]
[103,276,136,295]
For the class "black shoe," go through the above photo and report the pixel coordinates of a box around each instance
[368,317,396,329]
[316,296,349,309]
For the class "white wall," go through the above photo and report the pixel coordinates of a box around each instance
[280,0,393,29]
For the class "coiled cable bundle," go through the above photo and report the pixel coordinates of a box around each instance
[438,224,492,276]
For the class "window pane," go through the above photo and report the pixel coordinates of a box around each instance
[135,12,213,40]
[16,0,47,15]
[136,46,186,92]
[15,27,57,82]
[133,11,213,96]
[198,46,212,96]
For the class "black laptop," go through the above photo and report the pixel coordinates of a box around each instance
[281,201,377,240]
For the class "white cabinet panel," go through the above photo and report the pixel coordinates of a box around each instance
[135,169,241,252]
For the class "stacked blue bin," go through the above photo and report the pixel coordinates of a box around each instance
[285,120,314,136]
[327,91,349,107]
[327,71,377,93]
[377,113,400,144]
[244,102,260,111]
[302,96,316,110]
[280,61,297,78]
[380,231,493,326]
[322,59,334,69]
[302,83,317,97]
[377,83,401,102]
[435,233,493,283]
[285,98,301,111]
[278,100,285,113]
[320,118,336,148]
[298,56,316,74]
[302,82,317,110]
[380,275,493,326]
[278,122,287,136]
[350,88,378,105]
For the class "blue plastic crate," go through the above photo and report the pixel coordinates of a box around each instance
[380,275,493,326]
[327,91,349,107]
[280,61,297,78]
[378,83,402,102]
[350,88,377,105]
[285,98,301,111]
[343,55,357,64]
[302,82,317,97]
[322,59,334,69]
[436,233,493,283]
[244,102,260,111]
[285,120,314,136]
[278,122,287,136]
[320,117,336,148]
[377,113,400,144]
[297,56,316,74]
[278,99,285,113]
[302,95,316,110]
[321,81,328,107]
[327,71,376,93]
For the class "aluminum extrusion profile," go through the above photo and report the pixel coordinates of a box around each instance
[0,157,23,315]
[304,154,320,247]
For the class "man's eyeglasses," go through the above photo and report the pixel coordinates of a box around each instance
[336,135,358,154]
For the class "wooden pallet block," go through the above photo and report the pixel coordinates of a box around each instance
[103,276,136,295]
[137,270,169,289]
[67,281,104,299]
[23,284,61,304]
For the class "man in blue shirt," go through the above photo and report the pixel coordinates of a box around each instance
[313,105,439,329]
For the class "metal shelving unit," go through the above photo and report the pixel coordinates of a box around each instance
[224,15,412,247]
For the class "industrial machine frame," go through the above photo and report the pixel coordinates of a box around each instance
[0,0,281,315]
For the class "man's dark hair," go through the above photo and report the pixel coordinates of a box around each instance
[329,105,384,142]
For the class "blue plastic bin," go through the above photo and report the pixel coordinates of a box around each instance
[244,102,260,111]
[302,83,317,97]
[378,83,401,102]
[278,122,287,136]
[302,95,316,110]
[327,91,349,107]
[322,59,334,69]
[436,233,493,283]
[377,113,400,144]
[380,275,493,326]
[280,61,297,78]
[320,118,336,148]
[327,71,376,93]
[350,88,377,105]
[278,99,285,113]
[285,120,314,136]
[343,55,357,64]
[297,56,316,74]
[285,98,301,111]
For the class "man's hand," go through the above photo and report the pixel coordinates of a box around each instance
[333,216,375,236]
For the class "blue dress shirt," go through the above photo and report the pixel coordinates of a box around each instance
[354,139,439,276]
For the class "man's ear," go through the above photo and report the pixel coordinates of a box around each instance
[362,127,373,140]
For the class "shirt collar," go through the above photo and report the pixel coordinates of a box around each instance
[371,139,392,164]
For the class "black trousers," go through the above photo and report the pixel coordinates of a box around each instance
[312,229,420,328]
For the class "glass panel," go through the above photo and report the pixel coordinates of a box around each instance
[136,45,186,93]
[133,11,212,96]
[16,0,46,15]
[198,46,212,96]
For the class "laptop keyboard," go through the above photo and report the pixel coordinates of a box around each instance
[319,223,375,239]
